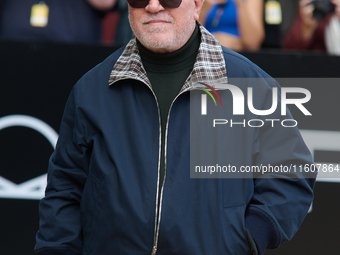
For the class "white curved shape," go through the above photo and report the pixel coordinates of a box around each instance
[0,114,59,200]
[0,114,58,148]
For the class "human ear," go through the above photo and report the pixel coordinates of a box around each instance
[194,0,204,21]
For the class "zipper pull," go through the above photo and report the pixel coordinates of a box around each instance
[152,245,157,255]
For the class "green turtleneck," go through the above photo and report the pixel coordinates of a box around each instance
[137,24,200,193]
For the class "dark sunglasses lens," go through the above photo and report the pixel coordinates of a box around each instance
[127,0,182,8]
[128,0,149,8]
[159,0,182,8]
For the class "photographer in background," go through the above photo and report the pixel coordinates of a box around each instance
[283,0,340,55]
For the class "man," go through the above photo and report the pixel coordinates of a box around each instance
[35,0,316,254]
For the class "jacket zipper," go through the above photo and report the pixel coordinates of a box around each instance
[148,87,162,255]
[151,88,191,255]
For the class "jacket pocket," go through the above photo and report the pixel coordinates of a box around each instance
[223,202,251,255]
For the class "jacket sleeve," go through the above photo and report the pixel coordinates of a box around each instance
[223,49,317,255]
[35,84,89,254]
[244,80,316,255]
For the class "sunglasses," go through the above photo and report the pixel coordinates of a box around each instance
[127,0,182,8]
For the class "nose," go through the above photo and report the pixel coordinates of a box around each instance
[145,0,165,13]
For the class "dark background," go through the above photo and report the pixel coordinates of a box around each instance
[0,41,339,254]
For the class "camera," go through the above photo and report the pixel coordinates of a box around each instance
[309,0,335,21]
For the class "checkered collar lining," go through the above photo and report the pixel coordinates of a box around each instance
[108,23,228,91]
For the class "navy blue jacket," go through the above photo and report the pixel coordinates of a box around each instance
[35,27,316,255]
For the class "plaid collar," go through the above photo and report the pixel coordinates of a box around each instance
[108,22,228,91]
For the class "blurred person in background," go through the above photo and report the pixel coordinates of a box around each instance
[283,0,340,55]
[101,0,134,46]
[114,0,134,45]
[199,0,265,51]
[0,0,117,44]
